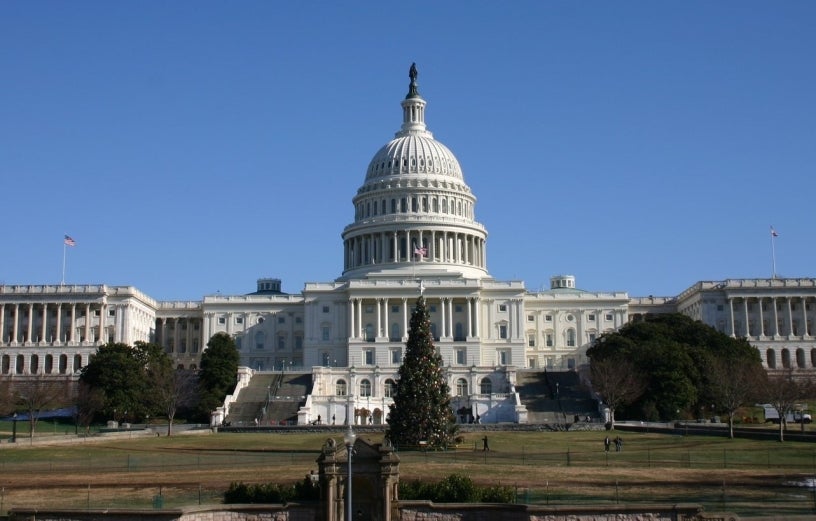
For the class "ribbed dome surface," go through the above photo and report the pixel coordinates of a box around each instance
[365,134,463,181]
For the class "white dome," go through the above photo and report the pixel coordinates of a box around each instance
[365,134,463,181]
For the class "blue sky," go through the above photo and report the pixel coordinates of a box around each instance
[2,2,814,301]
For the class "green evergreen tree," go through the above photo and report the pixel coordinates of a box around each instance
[386,296,456,449]
[197,332,240,417]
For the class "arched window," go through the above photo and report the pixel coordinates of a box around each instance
[480,377,493,395]
[365,324,375,341]
[360,379,371,397]
[73,354,82,372]
[796,348,806,368]
[782,348,791,368]
[430,323,438,340]
[566,329,576,347]
[2,355,10,374]
[384,379,396,398]
[766,349,776,368]
[336,379,347,396]
[456,378,468,396]
[30,355,39,374]
[16,355,24,374]
[58,354,68,374]
[44,354,53,374]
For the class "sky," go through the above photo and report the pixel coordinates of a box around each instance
[1,2,814,301]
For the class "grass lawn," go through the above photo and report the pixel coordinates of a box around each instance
[1,427,816,517]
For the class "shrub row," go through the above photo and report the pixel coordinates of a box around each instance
[399,473,515,503]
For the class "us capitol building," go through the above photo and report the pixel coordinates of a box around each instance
[2,65,815,424]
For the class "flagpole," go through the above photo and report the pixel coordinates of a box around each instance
[62,241,67,286]
[770,227,777,279]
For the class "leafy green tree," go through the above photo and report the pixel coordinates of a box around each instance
[79,341,172,422]
[80,343,149,420]
[386,296,456,449]
[197,332,239,417]
[588,313,762,422]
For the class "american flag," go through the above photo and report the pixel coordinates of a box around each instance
[414,246,427,257]
[771,227,779,238]
[64,234,76,247]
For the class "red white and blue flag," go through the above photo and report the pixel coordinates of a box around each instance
[770,227,779,238]
[413,246,427,257]
[64,234,76,247]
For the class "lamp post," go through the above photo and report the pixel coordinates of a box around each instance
[11,413,17,443]
[343,425,356,521]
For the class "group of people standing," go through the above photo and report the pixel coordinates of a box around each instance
[603,435,623,452]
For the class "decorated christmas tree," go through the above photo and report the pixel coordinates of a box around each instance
[386,296,457,449]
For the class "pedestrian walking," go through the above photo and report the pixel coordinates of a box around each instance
[604,436,610,452]
[482,435,490,451]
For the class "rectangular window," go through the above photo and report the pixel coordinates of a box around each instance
[322,327,330,341]
[498,304,507,312]
[546,334,553,347]
[218,317,226,325]
[278,316,285,324]
[278,336,285,350]
[545,315,553,322]
[323,306,330,313]
[455,305,463,312]
[391,349,401,364]
[364,349,374,365]
[589,333,597,343]
[108,309,116,317]
[499,350,508,365]
[499,324,508,339]
[456,349,465,365]
[587,314,595,321]
[391,305,399,313]
[236,317,243,324]
[365,306,373,314]
[528,334,535,347]
[717,305,724,311]
[527,315,534,322]
[605,313,613,321]
[430,305,436,313]
[295,336,303,350]
[295,317,302,324]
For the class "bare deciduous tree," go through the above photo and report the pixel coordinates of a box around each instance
[15,376,71,440]
[154,368,198,436]
[709,358,766,439]
[763,369,811,442]
[589,357,645,429]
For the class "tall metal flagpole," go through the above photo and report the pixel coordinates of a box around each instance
[770,226,778,279]
[62,241,67,286]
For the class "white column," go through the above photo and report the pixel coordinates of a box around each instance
[466,298,473,337]
[448,297,454,338]
[787,298,794,336]
[357,299,363,338]
[402,298,408,340]
[440,298,447,339]
[84,304,91,343]
[376,298,382,338]
[26,303,34,343]
[728,298,735,336]
[348,299,355,339]
[803,297,810,336]
[40,304,48,342]
[12,304,19,343]
[773,298,779,336]
[743,298,749,337]
[0,304,4,343]
[70,304,76,342]
[759,298,765,336]
[474,297,481,338]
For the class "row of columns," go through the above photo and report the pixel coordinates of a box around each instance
[344,229,486,270]
[728,296,813,337]
[0,302,118,345]
[156,317,202,354]
[347,296,483,341]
